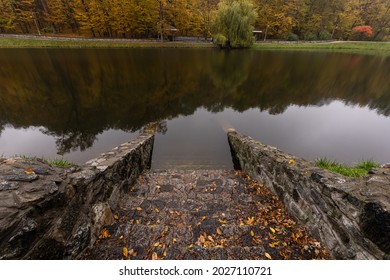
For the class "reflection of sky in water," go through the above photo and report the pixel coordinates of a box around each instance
[0,128,137,164]
[1,101,389,168]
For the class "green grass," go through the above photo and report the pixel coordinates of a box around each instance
[46,158,75,167]
[1,36,388,55]
[252,41,390,56]
[0,37,213,48]
[8,154,75,167]
[315,158,380,177]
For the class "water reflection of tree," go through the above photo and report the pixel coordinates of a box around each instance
[41,129,97,155]
[208,50,252,113]
[1,49,390,156]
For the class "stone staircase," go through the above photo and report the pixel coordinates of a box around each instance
[81,169,331,260]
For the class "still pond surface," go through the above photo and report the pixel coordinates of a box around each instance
[0,48,389,169]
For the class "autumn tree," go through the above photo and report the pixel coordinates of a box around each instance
[213,0,257,48]
[352,25,373,40]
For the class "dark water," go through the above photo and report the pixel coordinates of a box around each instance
[0,48,389,168]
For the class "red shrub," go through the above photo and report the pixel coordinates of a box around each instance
[352,25,373,40]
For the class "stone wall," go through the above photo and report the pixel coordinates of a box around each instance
[228,129,390,260]
[0,132,154,259]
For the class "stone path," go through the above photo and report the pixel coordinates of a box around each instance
[81,169,332,260]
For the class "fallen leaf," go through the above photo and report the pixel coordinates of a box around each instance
[199,235,205,243]
[216,228,222,235]
[265,252,272,260]
[188,244,193,249]
[246,217,255,225]
[24,169,35,175]
[155,185,161,189]
[207,235,214,242]
[163,251,167,257]
[201,216,206,221]
[154,242,160,247]
[288,159,295,164]
[129,249,137,257]
[218,218,227,225]
[250,230,255,237]
[155,208,160,213]
[123,247,129,257]
[100,229,110,239]
[172,238,177,244]
[119,235,124,240]
[270,227,276,234]
[152,252,158,260]
[114,214,119,220]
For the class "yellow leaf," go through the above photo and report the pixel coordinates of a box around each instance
[188,244,193,249]
[172,238,177,244]
[270,227,276,234]
[119,235,124,240]
[155,208,160,213]
[163,251,167,257]
[265,252,272,260]
[208,235,214,242]
[156,185,161,189]
[135,220,140,225]
[152,252,158,260]
[154,242,160,247]
[219,218,227,225]
[288,159,295,164]
[201,216,206,221]
[123,247,129,257]
[246,217,255,225]
[250,230,255,237]
[216,228,222,235]
[136,207,142,211]
[100,229,110,239]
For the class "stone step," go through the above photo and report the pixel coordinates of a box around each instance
[81,169,332,260]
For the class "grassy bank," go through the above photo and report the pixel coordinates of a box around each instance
[252,41,390,56]
[0,36,213,48]
[315,158,380,177]
[0,36,389,55]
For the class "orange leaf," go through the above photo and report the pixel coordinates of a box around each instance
[24,169,35,175]
[216,228,222,235]
[207,235,214,242]
[152,252,158,260]
[123,247,129,257]
[114,214,119,220]
[100,228,110,239]
[265,252,272,260]
[246,217,255,225]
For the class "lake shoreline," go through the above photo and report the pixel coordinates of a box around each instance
[0,34,389,55]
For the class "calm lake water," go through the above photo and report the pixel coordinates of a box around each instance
[0,48,389,169]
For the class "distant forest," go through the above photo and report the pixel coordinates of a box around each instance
[0,0,389,40]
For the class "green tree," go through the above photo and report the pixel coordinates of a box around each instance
[212,0,257,48]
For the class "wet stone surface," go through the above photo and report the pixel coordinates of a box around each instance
[81,170,332,260]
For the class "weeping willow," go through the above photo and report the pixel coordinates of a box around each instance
[213,0,257,48]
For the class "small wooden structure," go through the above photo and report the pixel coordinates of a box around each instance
[163,24,179,41]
